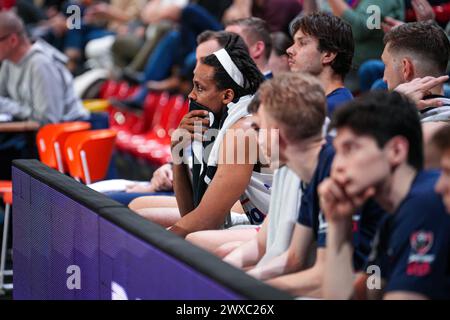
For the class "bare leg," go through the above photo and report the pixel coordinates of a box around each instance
[129,196,179,227]
[186,228,258,254]
[129,195,177,211]
[129,194,244,231]
[135,207,181,228]
[214,241,244,259]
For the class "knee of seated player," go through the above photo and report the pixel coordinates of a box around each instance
[187,229,256,254]
[128,196,150,212]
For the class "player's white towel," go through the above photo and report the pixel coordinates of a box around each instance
[256,166,302,266]
[205,94,254,179]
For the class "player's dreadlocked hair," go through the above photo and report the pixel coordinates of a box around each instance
[202,33,264,103]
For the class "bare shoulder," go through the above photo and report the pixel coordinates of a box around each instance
[219,116,259,162]
[224,116,258,142]
[230,116,257,131]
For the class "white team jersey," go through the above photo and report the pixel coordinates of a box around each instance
[199,95,273,227]
[239,170,272,225]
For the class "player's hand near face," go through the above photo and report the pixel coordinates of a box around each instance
[171,110,209,149]
[318,178,375,222]
[394,76,449,109]
[319,176,375,300]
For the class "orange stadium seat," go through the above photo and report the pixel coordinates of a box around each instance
[0,181,11,195]
[1,121,93,289]
[64,129,117,184]
[36,121,92,173]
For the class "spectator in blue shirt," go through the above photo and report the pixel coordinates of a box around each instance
[287,13,354,117]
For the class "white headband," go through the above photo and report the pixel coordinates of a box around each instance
[213,48,245,88]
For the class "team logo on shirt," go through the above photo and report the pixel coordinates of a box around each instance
[407,231,435,277]
[240,198,266,224]
[410,231,434,255]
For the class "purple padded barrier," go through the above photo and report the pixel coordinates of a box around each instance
[12,167,32,299]
[99,218,239,300]
[12,166,242,300]
[13,169,101,300]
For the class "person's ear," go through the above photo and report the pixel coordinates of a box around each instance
[252,41,265,60]
[222,89,235,105]
[8,34,17,47]
[386,136,410,167]
[322,51,337,66]
[401,57,415,82]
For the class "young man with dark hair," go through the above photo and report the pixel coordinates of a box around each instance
[320,91,450,300]
[287,12,354,116]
